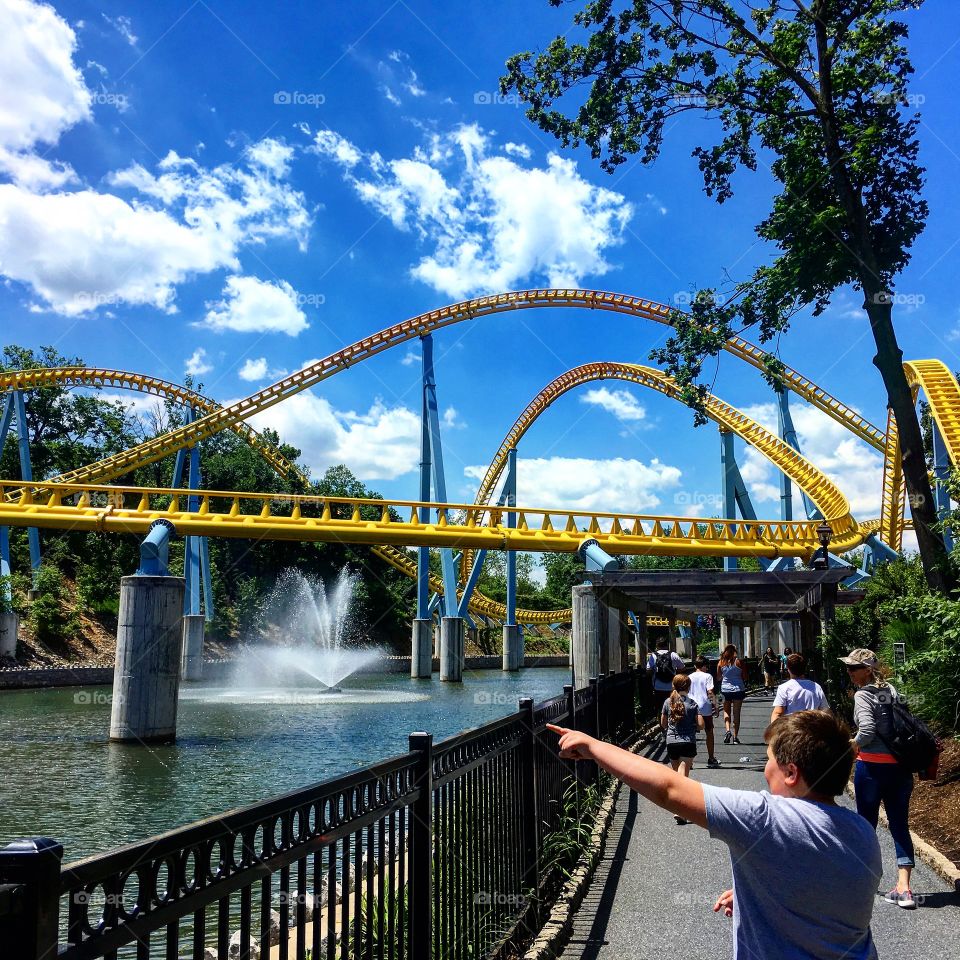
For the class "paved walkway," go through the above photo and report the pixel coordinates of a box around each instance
[558,692,959,960]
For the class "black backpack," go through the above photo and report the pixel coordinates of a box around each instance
[654,650,676,684]
[865,684,941,774]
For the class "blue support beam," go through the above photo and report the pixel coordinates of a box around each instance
[504,447,517,628]
[0,395,12,595]
[776,388,821,522]
[721,430,738,572]
[417,335,458,618]
[932,420,954,552]
[137,520,177,576]
[12,391,41,577]
[0,527,10,605]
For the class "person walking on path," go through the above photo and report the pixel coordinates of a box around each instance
[761,646,780,690]
[780,645,793,681]
[546,710,882,959]
[660,673,702,823]
[770,653,829,721]
[717,645,746,744]
[646,641,685,717]
[843,647,917,909]
[688,655,721,768]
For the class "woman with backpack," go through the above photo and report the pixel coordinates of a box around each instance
[842,647,916,909]
[659,672,702,824]
[717,644,746,744]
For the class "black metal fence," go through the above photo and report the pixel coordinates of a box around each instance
[0,667,652,960]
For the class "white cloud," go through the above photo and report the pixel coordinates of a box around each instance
[503,143,532,160]
[0,129,310,315]
[312,123,633,298]
[645,192,668,216]
[200,275,309,336]
[250,393,421,481]
[0,0,91,153]
[465,456,682,513]
[400,348,418,367]
[238,357,269,381]
[738,402,885,519]
[102,13,137,46]
[185,348,212,376]
[443,406,465,429]
[581,387,646,422]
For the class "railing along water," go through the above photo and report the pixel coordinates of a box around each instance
[0,667,650,960]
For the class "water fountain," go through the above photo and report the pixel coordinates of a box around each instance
[184,567,398,705]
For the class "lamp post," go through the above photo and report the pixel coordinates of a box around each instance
[812,521,832,570]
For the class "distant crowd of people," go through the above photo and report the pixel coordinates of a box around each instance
[546,637,934,958]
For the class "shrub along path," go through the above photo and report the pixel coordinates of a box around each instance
[555,692,959,960]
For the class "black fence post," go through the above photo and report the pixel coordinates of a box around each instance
[0,837,63,960]
[408,732,433,960]
[518,698,540,900]
[588,677,600,785]
[564,683,581,815]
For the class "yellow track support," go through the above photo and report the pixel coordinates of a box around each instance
[0,480,869,556]
[880,360,960,549]
[1,288,886,490]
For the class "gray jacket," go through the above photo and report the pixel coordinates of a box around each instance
[852,682,899,756]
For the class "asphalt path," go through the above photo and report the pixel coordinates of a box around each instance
[556,692,959,960]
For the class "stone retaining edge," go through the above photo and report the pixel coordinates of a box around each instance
[844,782,960,891]
[522,719,661,960]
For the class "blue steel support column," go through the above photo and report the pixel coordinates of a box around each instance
[13,392,41,578]
[775,389,794,523]
[776,388,821,521]
[505,447,518,628]
[416,347,431,620]
[421,335,458,615]
[184,439,202,616]
[932,421,954,552]
[0,395,12,595]
[721,429,738,572]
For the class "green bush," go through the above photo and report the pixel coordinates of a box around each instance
[27,565,81,646]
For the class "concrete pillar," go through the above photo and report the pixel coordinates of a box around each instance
[110,575,184,743]
[606,607,622,673]
[180,614,204,681]
[572,584,600,690]
[411,619,433,678]
[0,612,17,659]
[440,616,464,682]
[502,624,522,671]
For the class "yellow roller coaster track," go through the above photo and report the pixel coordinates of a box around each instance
[880,360,960,550]
[0,288,888,492]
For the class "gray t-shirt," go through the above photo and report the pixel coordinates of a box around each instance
[661,694,699,744]
[703,784,881,960]
[853,683,898,757]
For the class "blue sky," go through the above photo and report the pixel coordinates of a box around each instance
[2,0,960,546]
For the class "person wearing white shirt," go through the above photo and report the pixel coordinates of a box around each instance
[771,653,829,722]
[646,644,686,715]
[688,655,721,767]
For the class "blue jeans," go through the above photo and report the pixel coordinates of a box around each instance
[854,759,915,867]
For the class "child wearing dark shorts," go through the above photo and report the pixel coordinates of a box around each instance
[660,673,702,824]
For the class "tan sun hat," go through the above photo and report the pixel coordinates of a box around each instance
[838,648,878,668]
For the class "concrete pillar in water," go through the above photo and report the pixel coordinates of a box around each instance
[110,575,184,743]
[440,616,464,682]
[502,624,522,671]
[607,606,627,673]
[572,584,600,690]
[411,619,433,678]
[180,614,205,681]
[0,612,17,659]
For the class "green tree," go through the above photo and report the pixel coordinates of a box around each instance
[503,1,951,592]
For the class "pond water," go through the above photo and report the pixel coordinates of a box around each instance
[0,667,571,862]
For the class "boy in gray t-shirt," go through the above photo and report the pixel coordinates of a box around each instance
[548,710,881,959]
